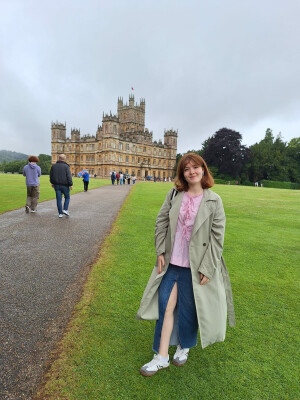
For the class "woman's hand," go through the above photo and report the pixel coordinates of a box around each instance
[200,273,210,285]
[157,254,165,274]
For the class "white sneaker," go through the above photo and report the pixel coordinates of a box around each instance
[140,354,170,377]
[58,214,63,218]
[31,209,36,213]
[63,210,70,216]
[25,206,30,214]
[172,345,189,366]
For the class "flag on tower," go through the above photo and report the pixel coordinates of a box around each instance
[131,87,134,91]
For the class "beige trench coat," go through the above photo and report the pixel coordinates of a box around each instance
[136,188,235,349]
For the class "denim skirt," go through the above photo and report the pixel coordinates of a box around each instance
[153,264,198,353]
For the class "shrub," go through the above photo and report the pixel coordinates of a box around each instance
[261,180,300,190]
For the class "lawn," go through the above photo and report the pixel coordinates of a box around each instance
[37,183,300,400]
[0,174,111,214]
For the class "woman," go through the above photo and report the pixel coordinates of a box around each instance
[136,153,235,376]
[23,155,42,213]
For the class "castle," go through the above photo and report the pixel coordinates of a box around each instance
[51,94,178,179]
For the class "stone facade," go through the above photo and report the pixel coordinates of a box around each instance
[51,94,178,179]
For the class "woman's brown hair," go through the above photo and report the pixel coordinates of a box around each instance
[174,153,214,191]
[28,155,39,163]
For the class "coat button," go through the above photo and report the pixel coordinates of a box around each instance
[203,243,207,246]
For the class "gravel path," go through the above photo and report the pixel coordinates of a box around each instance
[0,184,132,400]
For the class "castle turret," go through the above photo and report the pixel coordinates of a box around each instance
[164,129,178,149]
[51,121,66,141]
[117,97,123,111]
[71,128,80,142]
[129,93,134,107]
[51,122,66,164]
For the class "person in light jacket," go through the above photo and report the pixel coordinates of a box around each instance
[23,155,42,213]
[137,153,235,377]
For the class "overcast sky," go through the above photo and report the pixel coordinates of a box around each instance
[1,0,299,155]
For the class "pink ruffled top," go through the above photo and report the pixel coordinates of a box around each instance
[170,191,203,268]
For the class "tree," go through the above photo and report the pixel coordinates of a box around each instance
[202,128,249,179]
[248,129,291,182]
[37,154,52,175]
[286,138,300,183]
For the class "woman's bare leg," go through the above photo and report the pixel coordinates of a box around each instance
[158,282,178,358]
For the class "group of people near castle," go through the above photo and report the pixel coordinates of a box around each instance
[110,171,136,185]
[23,152,235,377]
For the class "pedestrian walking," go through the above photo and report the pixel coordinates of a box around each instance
[116,172,120,185]
[23,155,41,213]
[120,172,124,185]
[83,170,89,192]
[132,175,136,184]
[137,152,235,377]
[127,175,131,184]
[49,154,73,218]
[111,172,116,185]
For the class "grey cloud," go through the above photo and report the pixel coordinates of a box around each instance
[0,0,299,155]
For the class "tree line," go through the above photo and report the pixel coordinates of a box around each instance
[0,154,52,175]
[176,128,300,186]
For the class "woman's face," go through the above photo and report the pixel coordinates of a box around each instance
[183,161,203,187]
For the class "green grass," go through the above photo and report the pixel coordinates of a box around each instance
[0,174,111,214]
[36,183,300,400]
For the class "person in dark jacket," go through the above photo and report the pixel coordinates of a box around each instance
[23,155,42,213]
[50,154,73,218]
[82,171,89,192]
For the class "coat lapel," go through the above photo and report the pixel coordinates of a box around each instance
[191,189,214,238]
[169,191,184,245]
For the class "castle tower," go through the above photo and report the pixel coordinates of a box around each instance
[51,122,66,141]
[164,129,178,149]
[102,112,119,137]
[71,128,80,142]
[51,122,66,163]
[118,95,145,133]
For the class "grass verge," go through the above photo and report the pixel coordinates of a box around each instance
[37,183,299,400]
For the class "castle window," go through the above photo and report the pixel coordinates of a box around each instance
[143,147,146,152]
[153,159,156,165]
[159,150,162,156]
[154,149,157,155]
[126,156,129,162]
[119,143,123,150]
[105,125,108,133]
[113,154,115,161]
[113,125,117,134]
[138,157,140,163]
[113,141,116,149]
[126,144,129,151]
[105,153,108,161]
[148,148,151,154]
[119,155,123,162]
[163,160,166,166]
[132,156,135,162]
[158,160,161,166]
[105,141,108,148]
[164,150,166,156]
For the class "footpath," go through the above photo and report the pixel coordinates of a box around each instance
[0,184,131,400]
